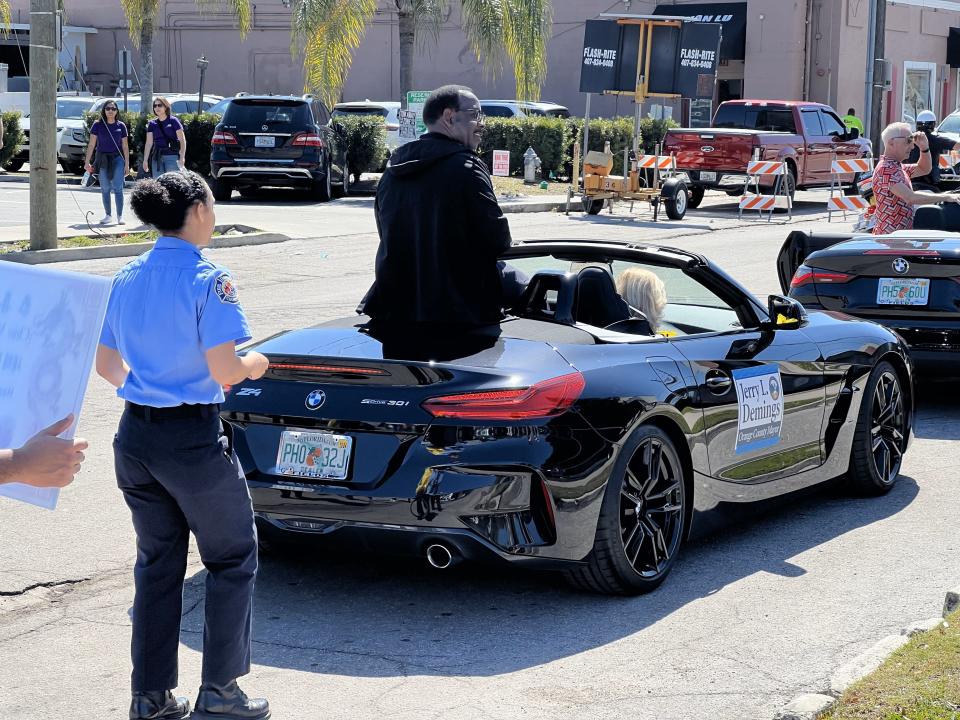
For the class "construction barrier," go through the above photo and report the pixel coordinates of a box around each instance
[827,196,871,212]
[828,154,874,221]
[635,154,677,171]
[938,151,960,172]
[739,159,792,221]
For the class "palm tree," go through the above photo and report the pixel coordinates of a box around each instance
[291,0,553,109]
[119,0,251,116]
[0,0,11,36]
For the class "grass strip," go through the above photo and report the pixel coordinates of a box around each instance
[491,176,571,197]
[821,609,960,719]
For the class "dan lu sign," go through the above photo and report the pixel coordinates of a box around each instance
[492,150,510,177]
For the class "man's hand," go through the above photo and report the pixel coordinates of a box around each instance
[5,416,88,488]
[245,351,270,380]
[914,132,930,152]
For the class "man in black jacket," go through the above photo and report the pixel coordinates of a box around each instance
[358,85,513,328]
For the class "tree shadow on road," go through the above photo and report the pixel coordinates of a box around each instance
[178,474,919,678]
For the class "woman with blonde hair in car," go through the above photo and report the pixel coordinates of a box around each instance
[616,267,668,333]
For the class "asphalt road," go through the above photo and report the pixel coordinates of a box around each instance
[1,194,958,720]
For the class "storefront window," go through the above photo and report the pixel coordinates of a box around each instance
[902,62,937,127]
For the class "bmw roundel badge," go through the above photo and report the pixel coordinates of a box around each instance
[892,257,910,275]
[305,389,326,410]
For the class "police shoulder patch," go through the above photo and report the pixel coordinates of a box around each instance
[214,273,239,304]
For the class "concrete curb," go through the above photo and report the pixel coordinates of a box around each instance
[0,229,291,265]
[499,198,571,214]
[0,174,138,187]
[771,589,956,719]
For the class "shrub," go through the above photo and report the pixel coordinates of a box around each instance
[335,115,389,176]
[1,112,26,169]
[479,117,573,178]
[179,112,221,176]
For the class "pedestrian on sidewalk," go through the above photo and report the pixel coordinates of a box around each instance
[84,100,130,225]
[96,170,271,720]
[143,96,187,177]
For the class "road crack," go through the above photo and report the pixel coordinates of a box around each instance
[0,577,91,597]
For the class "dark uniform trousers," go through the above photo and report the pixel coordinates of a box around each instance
[113,405,258,692]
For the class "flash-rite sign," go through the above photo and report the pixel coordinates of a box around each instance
[732,366,784,454]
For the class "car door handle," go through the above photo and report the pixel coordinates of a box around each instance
[705,374,732,393]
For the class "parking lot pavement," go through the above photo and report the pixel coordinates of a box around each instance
[4,202,956,720]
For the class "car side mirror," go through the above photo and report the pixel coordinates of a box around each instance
[765,294,807,330]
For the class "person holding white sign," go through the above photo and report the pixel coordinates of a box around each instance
[0,416,88,488]
[95,171,271,720]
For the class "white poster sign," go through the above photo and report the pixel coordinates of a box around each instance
[397,108,418,141]
[0,262,111,509]
[492,150,511,177]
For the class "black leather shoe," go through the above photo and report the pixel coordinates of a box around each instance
[191,681,270,720]
[130,690,191,720]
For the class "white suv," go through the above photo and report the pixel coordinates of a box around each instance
[479,100,570,119]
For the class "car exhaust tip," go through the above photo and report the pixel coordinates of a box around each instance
[425,543,456,570]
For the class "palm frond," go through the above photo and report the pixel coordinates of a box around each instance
[0,0,11,39]
[501,0,551,101]
[291,0,376,108]
[460,0,505,79]
[195,0,252,37]
[119,0,159,46]
[410,0,448,52]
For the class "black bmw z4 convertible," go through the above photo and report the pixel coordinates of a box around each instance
[222,240,914,595]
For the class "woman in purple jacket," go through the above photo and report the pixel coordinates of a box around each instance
[84,100,130,225]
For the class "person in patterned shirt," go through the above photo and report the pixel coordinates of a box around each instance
[872,121,960,235]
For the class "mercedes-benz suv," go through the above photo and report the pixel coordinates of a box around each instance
[209,94,349,202]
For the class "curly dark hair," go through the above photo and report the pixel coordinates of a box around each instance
[130,170,210,232]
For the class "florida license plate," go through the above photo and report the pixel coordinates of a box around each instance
[876,277,930,305]
[699,171,717,182]
[275,430,352,480]
[255,135,275,148]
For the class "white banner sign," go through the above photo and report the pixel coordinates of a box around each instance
[492,150,511,177]
[397,108,418,141]
[0,262,110,509]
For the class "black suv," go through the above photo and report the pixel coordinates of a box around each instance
[209,94,349,202]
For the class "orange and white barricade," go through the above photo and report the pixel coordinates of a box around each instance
[938,150,960,176]
[739,160,792,221]
[828,154,874,221]
[635,154,677,172]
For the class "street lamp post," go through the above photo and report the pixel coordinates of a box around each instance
[196,56,209,110]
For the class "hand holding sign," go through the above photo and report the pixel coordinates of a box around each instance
[0,415,88,488]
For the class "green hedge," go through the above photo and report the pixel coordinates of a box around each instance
[1,112,26,169]
[335,115,389,177]
[478,116,678,179]
[82,110,221,175]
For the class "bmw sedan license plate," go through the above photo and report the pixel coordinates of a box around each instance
[877,277,930,306]
[275,430,352,480]
[699,171,717,182]
[255,135,275,148]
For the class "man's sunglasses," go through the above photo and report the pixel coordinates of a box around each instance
[457,108,485,123]
[894,134,916,144]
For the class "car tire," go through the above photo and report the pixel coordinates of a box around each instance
[583,198,604,215]
[688,185,705,209]
[209,175,233,202]
[846,360,908,496]
[664,181,688,220]
[3,159,24,173]
[332,162,350,199]
[312,165,332,202]
[565,424,687,595]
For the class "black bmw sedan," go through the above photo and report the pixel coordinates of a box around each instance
[779,230,960,375]
[223,240,914,595]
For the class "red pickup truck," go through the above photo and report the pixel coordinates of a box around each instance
[663,100,872,206]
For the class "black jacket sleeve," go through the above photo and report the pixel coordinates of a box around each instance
[464,157,512,258]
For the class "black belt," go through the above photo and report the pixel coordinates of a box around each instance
[125,401,219,422]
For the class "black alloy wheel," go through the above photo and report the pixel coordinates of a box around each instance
[848,360,907,495]
[333,161,350,198]
[567,425,687,595]
[312,162,332,202]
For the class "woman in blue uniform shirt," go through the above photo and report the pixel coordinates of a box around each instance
[96,171,271,720]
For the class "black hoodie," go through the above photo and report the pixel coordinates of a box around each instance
[357,132,512,326]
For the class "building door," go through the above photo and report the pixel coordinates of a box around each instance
[902,61,937,128]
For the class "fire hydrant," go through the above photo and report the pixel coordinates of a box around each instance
[523,147,541,185]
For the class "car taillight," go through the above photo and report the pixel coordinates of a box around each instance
[212,130,239,145]
[269,362,387,377]
[422,372,585,420]
[863,248,941,256]
[790,265,853,288]
[292,133,325,148]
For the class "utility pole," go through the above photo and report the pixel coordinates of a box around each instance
[869,0,886,156]
[863,0,876,135]
[29,0,58,250]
